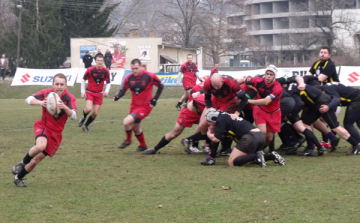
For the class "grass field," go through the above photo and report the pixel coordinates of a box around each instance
[1,80,360,222]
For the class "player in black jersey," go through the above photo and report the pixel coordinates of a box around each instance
[201,109,285,167]
[306,46,339,84]
[294,76,360,154]
[322,82,360,154]
[276,76,326,156]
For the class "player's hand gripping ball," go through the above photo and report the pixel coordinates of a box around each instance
[46,92,61,116]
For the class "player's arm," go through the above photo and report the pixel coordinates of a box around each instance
[103,73,111,97]
[248,96,272,106]
[194,71,204,82]
[305,71,313,76]
[150,82,164,106]
[317,74,328,82]
[58,101,77,120]
[25,96,45,106]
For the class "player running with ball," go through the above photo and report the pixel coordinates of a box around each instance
[12,73,77,187]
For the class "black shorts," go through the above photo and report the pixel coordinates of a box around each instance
[302,107,339,128]
[287,94,303,124]
[235,131,265,154]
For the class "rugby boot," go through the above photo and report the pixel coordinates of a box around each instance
[346,143,360,155]
[12,161,25,175]
[133,146,147,152]
[118,140,131,149]
[14,175,27,187]
[272,151,285,166]
[142,148,157,155]
[255,151,266,168]
[200,156,216,165]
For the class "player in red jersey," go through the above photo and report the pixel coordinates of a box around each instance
[175,54,204,111]
[12,73,78,187]
[142,94,206,155]
[245,65,283,146]
[78,55,111,133]
[113,59,164,152]
[210,63,219,75]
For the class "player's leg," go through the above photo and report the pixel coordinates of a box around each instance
[118,114,136,149]
[82,104,101,132]
[143,123,185,155]
[343,107,360,143]
[13,135,47,187]
[79,93,94,127]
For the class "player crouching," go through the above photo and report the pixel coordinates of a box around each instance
[202,109,285,167]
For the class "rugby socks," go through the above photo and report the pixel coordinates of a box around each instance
[186,132,207,141]
[233,154,257,166]
[135,132,146,147]
[17,167,29,179]
[322,133,329,143]
[209,142,220,158]
[303,129,322,149]
[327,132,336,141]
[23,152,33,165]
[84,116,94,127]
[347,136,359,146]
[125,129,132,142]
[268,136,275,152]
[83,110,89,120]
[154,136,170,151]
[192,140,199,148]
[264,153,275,161]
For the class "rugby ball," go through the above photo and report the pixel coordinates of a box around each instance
[46,92,61,116]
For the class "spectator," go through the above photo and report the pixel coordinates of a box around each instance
[82,51,93,68]
[104,49,113,70]
[0,54,9,81]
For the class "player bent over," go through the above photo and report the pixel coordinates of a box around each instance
[113,59,164,152]
[78,55,111,133]
[12,73,77,187]
[202,109,285,167]
[142,94,206,155]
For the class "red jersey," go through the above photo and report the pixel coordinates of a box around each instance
[245,77,283,113]
[111,52,126,68]
[240,83,255,110]
[33,89,77,132]
[122,70,162,107]
[210,67,218,75]
[192,94,206,114]
[180,62,198,83]
[83,66,111,93]
[204,75,242,104]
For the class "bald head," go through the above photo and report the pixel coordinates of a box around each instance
[211,73,223,90]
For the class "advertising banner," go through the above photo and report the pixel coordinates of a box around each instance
[11,68,78,86]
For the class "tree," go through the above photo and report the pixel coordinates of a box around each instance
[0,0,119,69]
[155,0,202,48]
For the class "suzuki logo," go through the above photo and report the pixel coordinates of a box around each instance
[348,72,360,83]
[20,74,31,83]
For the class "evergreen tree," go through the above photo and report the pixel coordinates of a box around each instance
[60,0,119,52]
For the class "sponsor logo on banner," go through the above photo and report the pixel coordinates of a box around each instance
[12,68,78,86]
[156,72,180,86]
[21,74,31,83]
[347,72,360,83]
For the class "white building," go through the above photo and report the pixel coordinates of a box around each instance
[226,0,360,66]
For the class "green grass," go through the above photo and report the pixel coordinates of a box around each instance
[1,82,360,222]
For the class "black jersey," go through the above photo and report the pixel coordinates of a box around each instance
[322,82,360,106]
[214,113,255,142]
[309,58,339,84]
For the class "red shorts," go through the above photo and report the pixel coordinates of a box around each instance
[212,97,238,113]
[130,105,153,121]
[183,79,196,90]
[86,91,103,105]
[253,106,281,132]
[177,107,201,127]
[33,121,62,157]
